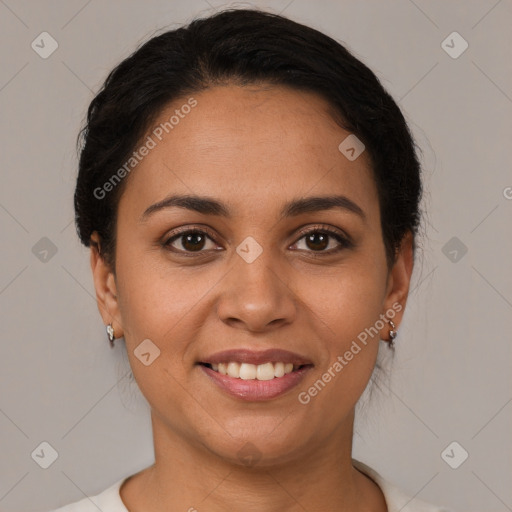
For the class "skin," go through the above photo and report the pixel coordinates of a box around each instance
[90,84,414,512]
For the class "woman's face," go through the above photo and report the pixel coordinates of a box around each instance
[92,84,413,466]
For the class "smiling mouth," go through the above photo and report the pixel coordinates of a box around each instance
[199,361,311,380]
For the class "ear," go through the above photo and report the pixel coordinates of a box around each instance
[380,231,414,337]
[90,232,124,338]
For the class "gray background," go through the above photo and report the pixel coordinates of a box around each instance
[0,1,511,511]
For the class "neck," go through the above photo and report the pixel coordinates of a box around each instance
[120,409,386,512]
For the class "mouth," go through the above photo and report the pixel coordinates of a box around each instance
[197,349,314,401]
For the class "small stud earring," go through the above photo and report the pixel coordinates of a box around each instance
[106,323,115,348]
[387,320,397,349]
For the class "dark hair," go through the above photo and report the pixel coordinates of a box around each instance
[75,8,422,270]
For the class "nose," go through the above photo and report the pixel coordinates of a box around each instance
[216,247,297,333]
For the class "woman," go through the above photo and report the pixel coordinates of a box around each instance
[50,8,452,512]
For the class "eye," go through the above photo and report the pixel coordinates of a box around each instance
[163,227,220,254]
[162,224,353,256]
[291,225,353,254]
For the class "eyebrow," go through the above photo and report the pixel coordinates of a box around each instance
[140,194,366,223]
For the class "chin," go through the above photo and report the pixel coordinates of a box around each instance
[200,420,314,468]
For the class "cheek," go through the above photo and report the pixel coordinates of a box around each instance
[302,256,386,387]
[307,282,383,411]
[114,250,228,398]
[304,260,386,339]
[114,262,201,419]
[114,235,202,330]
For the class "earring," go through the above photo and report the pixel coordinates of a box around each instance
[106,323,115,348]
[387,320,397,349]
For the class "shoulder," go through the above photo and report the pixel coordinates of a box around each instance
[352,459,454,512]
[45,477,129,512]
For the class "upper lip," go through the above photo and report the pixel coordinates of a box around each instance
[199,349,313,366]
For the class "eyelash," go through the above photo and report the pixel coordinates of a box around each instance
[162,224,353,257]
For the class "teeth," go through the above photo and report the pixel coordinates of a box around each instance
[256,362,275,381]
[227,362,240,378]
[274,362,285,378]
[209,361,300,380]
[239,363,257,380]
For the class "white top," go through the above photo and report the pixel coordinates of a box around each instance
[47,459,453,512]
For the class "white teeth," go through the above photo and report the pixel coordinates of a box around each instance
[256,362,275,381]
[274,362,285,378]
[227,362,240,378]
[209,361,300,380]
[239,363,257,380]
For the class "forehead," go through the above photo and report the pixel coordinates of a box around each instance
[118,84,379,222]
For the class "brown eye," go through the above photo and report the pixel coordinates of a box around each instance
[164,229,218,253]
[304,232,329,251]
[292,227,353,254]
[180,232,207,251]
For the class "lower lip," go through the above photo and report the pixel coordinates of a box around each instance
[199,364,312,401]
